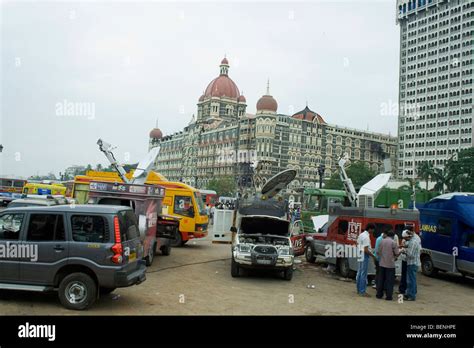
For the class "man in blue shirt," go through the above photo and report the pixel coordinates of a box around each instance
[372,231,386,289]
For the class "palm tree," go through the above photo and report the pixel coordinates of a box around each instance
[417,161,434,190]
[431,167,448,194]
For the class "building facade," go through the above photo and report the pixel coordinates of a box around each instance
[396,0,473,178]
[150,58,398,197]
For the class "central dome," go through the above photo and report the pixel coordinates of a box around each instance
[204,76,240,99]
[201,58,241,100]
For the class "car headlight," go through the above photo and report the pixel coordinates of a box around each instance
[238,244,251,253]
[278,247,291,256]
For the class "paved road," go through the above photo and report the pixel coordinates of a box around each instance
[0,236,473,315]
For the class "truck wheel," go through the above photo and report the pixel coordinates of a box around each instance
[161,244,171,256]
[338,258,356,278]
[171,230,183,247]
[421,255,438,277]
[231,258,240,278]
[283,267,293,281]
[58,273,97,310]
[305,245,316,263]
[145,242,156,266]
[99,287,116,295]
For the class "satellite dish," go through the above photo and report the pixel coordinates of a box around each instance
[261,169,297,199]
[358,173,391,196]
[132,146,161,183]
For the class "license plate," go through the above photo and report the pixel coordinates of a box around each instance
[129,252,136,262]
[257,259,272,265]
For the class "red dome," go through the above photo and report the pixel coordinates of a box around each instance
[204,75,240,99]
[221,57,229,65]
[256,95,278,113]
[238,95,246,103]
[149,128,163,139]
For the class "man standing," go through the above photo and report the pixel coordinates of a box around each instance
[376,230,400,301]
[404,231,421,301]
[398,229,412,295]
[356,223,375,297]
[372,231,386,289]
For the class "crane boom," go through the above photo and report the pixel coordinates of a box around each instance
[97,139,130,184]
[337,153,358,206]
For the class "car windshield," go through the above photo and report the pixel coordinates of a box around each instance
[194,192,207,216]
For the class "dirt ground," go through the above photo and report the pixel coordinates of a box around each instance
[0,235,473,315]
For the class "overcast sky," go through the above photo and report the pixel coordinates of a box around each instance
[1,0,400,178]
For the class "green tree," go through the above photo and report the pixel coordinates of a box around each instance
[417,161,434,190]
[444,148,474,192]
[207,176,236,197]
[324,161,377,190]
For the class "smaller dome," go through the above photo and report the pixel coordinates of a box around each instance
[256,95,278,113]
[198,94,205,102]
[238,95,246,103]
[221,57,229,65]
[149,128,163,139]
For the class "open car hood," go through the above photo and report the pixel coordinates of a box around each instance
[239,215,290,236]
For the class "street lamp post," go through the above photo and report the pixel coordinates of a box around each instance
[317,164,326,188]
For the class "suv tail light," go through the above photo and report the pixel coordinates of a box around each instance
[111,215,123,264]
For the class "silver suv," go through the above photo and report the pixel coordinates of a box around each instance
[0,205,146,310]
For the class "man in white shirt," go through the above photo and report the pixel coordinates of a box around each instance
[356,223,376,297]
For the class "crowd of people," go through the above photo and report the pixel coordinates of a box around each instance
[356,223,421,301]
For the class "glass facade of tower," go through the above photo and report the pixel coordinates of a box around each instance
[396,0,473,178]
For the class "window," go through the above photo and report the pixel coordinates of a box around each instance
[27,214,65,241]
[0,213,24,240]
[338,220,349,235]
[437,218,452,236]
[174,195,194,217]
[71,215,108,243]
[118,210,139,241]
[374,223,393,239]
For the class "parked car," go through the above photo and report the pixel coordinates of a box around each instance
[7,195,70,208]
[0,204,146,310]
[231,214,295,280]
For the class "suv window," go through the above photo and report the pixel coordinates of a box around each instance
[438,218,452,236]
[338,220,349,235]
[71,215,108,243]
[0,213,24,240]
[118,210,139,241]
[374,223,393,239]
[27,214,65,241]
[174,196,194,217]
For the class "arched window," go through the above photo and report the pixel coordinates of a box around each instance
[336,136,342,145]
[326,144,333,155]
[326,134,333,143]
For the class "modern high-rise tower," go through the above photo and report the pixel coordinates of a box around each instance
[396,0,473,178]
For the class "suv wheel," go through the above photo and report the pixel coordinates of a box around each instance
[305,245,316,263]
[421,255,438,277]
[338,258,356,278]
[58,273,97,310]
[145,242,156,266]
[282,267,294,281]
[231,258,240,278]
[161,244,171,256]
[171,230,183,247]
